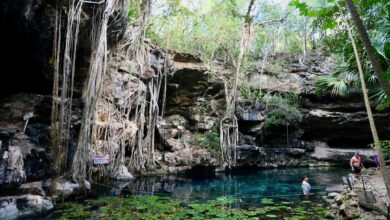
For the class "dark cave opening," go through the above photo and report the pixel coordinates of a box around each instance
[326,137,372,149]
[0,0,54,96]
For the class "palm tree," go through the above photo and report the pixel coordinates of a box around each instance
[339,2,390,201]
[344,0,390,97]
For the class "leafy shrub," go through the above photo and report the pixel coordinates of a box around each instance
[240,87,264,100]
[198,130,220,151]
[263,93,302,128]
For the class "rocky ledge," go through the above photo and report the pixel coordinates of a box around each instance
[324,168,389,219]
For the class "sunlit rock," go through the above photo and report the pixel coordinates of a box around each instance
[114,165,134,181]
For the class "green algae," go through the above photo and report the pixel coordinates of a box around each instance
[53,195,328,219]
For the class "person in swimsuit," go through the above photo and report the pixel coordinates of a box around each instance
[350,151,365,179]
[301,176,311,198]
[369,144,380,170]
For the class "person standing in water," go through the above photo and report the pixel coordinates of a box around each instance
[301,176,311,197]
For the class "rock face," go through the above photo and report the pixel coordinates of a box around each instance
[1,2,390,217]
[230,50,390,167]
[165,52,209,117]
[301,97,390,148]
[325,168,389,219]
[0,146,26,187]
[236,101,265,121]
[0,0,56,95]
[310,145,374,165]
[0,94,52,184]
[0,194,53,220]
[236,145,311,167]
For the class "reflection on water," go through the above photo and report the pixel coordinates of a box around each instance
[99,167,348,203]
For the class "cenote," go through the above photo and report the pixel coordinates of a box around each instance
[51,167,347,219]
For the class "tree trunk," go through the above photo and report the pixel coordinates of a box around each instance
[339,3,390,201]
[344,0,390,97]
[302,17,307,60]
[221,0,256,167]
[231,0,256,113]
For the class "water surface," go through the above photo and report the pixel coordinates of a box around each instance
[52,167,347,219]
[106,167,347,203]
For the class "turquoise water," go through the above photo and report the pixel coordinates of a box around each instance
[106,167,348,203]
[51,167,347,219]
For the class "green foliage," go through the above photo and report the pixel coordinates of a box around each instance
[195,98,209,115]
[377,140,390,163]
[240,87,264,100]
[380,140,390,148]
[147,0,312,60]
[314,56,357,97]
[376,96,390,111]
[263,93,302,128]
[197,130,220,151]
[260,198,275,205]
[127,0,139,19]
[54,194,329,219]
[146,0,242,58]
[315,75,348,96]
[290,0,390,108]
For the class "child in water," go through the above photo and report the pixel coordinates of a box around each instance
[301,176,311,196]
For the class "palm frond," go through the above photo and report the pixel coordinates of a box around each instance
[315,75,348,96]
[369,85,387,102]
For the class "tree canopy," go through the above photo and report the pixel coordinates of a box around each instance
[145,0,390,110]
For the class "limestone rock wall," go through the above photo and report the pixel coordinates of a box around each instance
[0,0,389,206]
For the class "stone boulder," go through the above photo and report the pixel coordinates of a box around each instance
[104,70,147,110]
[45,179,91,201]
[163,147,215,171]
[190,115,216,131]
[10,133,51,181]
[157,115,188,150]
[157,115,187,140]
[113,165,134,181]
[236,146,309,168]
[165,139,186,151]
[334,191,361,219]
[0,146,26,187]
[0,194,53,220]
[18,181,45,197]
[236,100,265,121]
[25,123,50,146]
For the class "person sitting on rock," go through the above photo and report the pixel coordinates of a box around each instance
[350,151,365,180]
